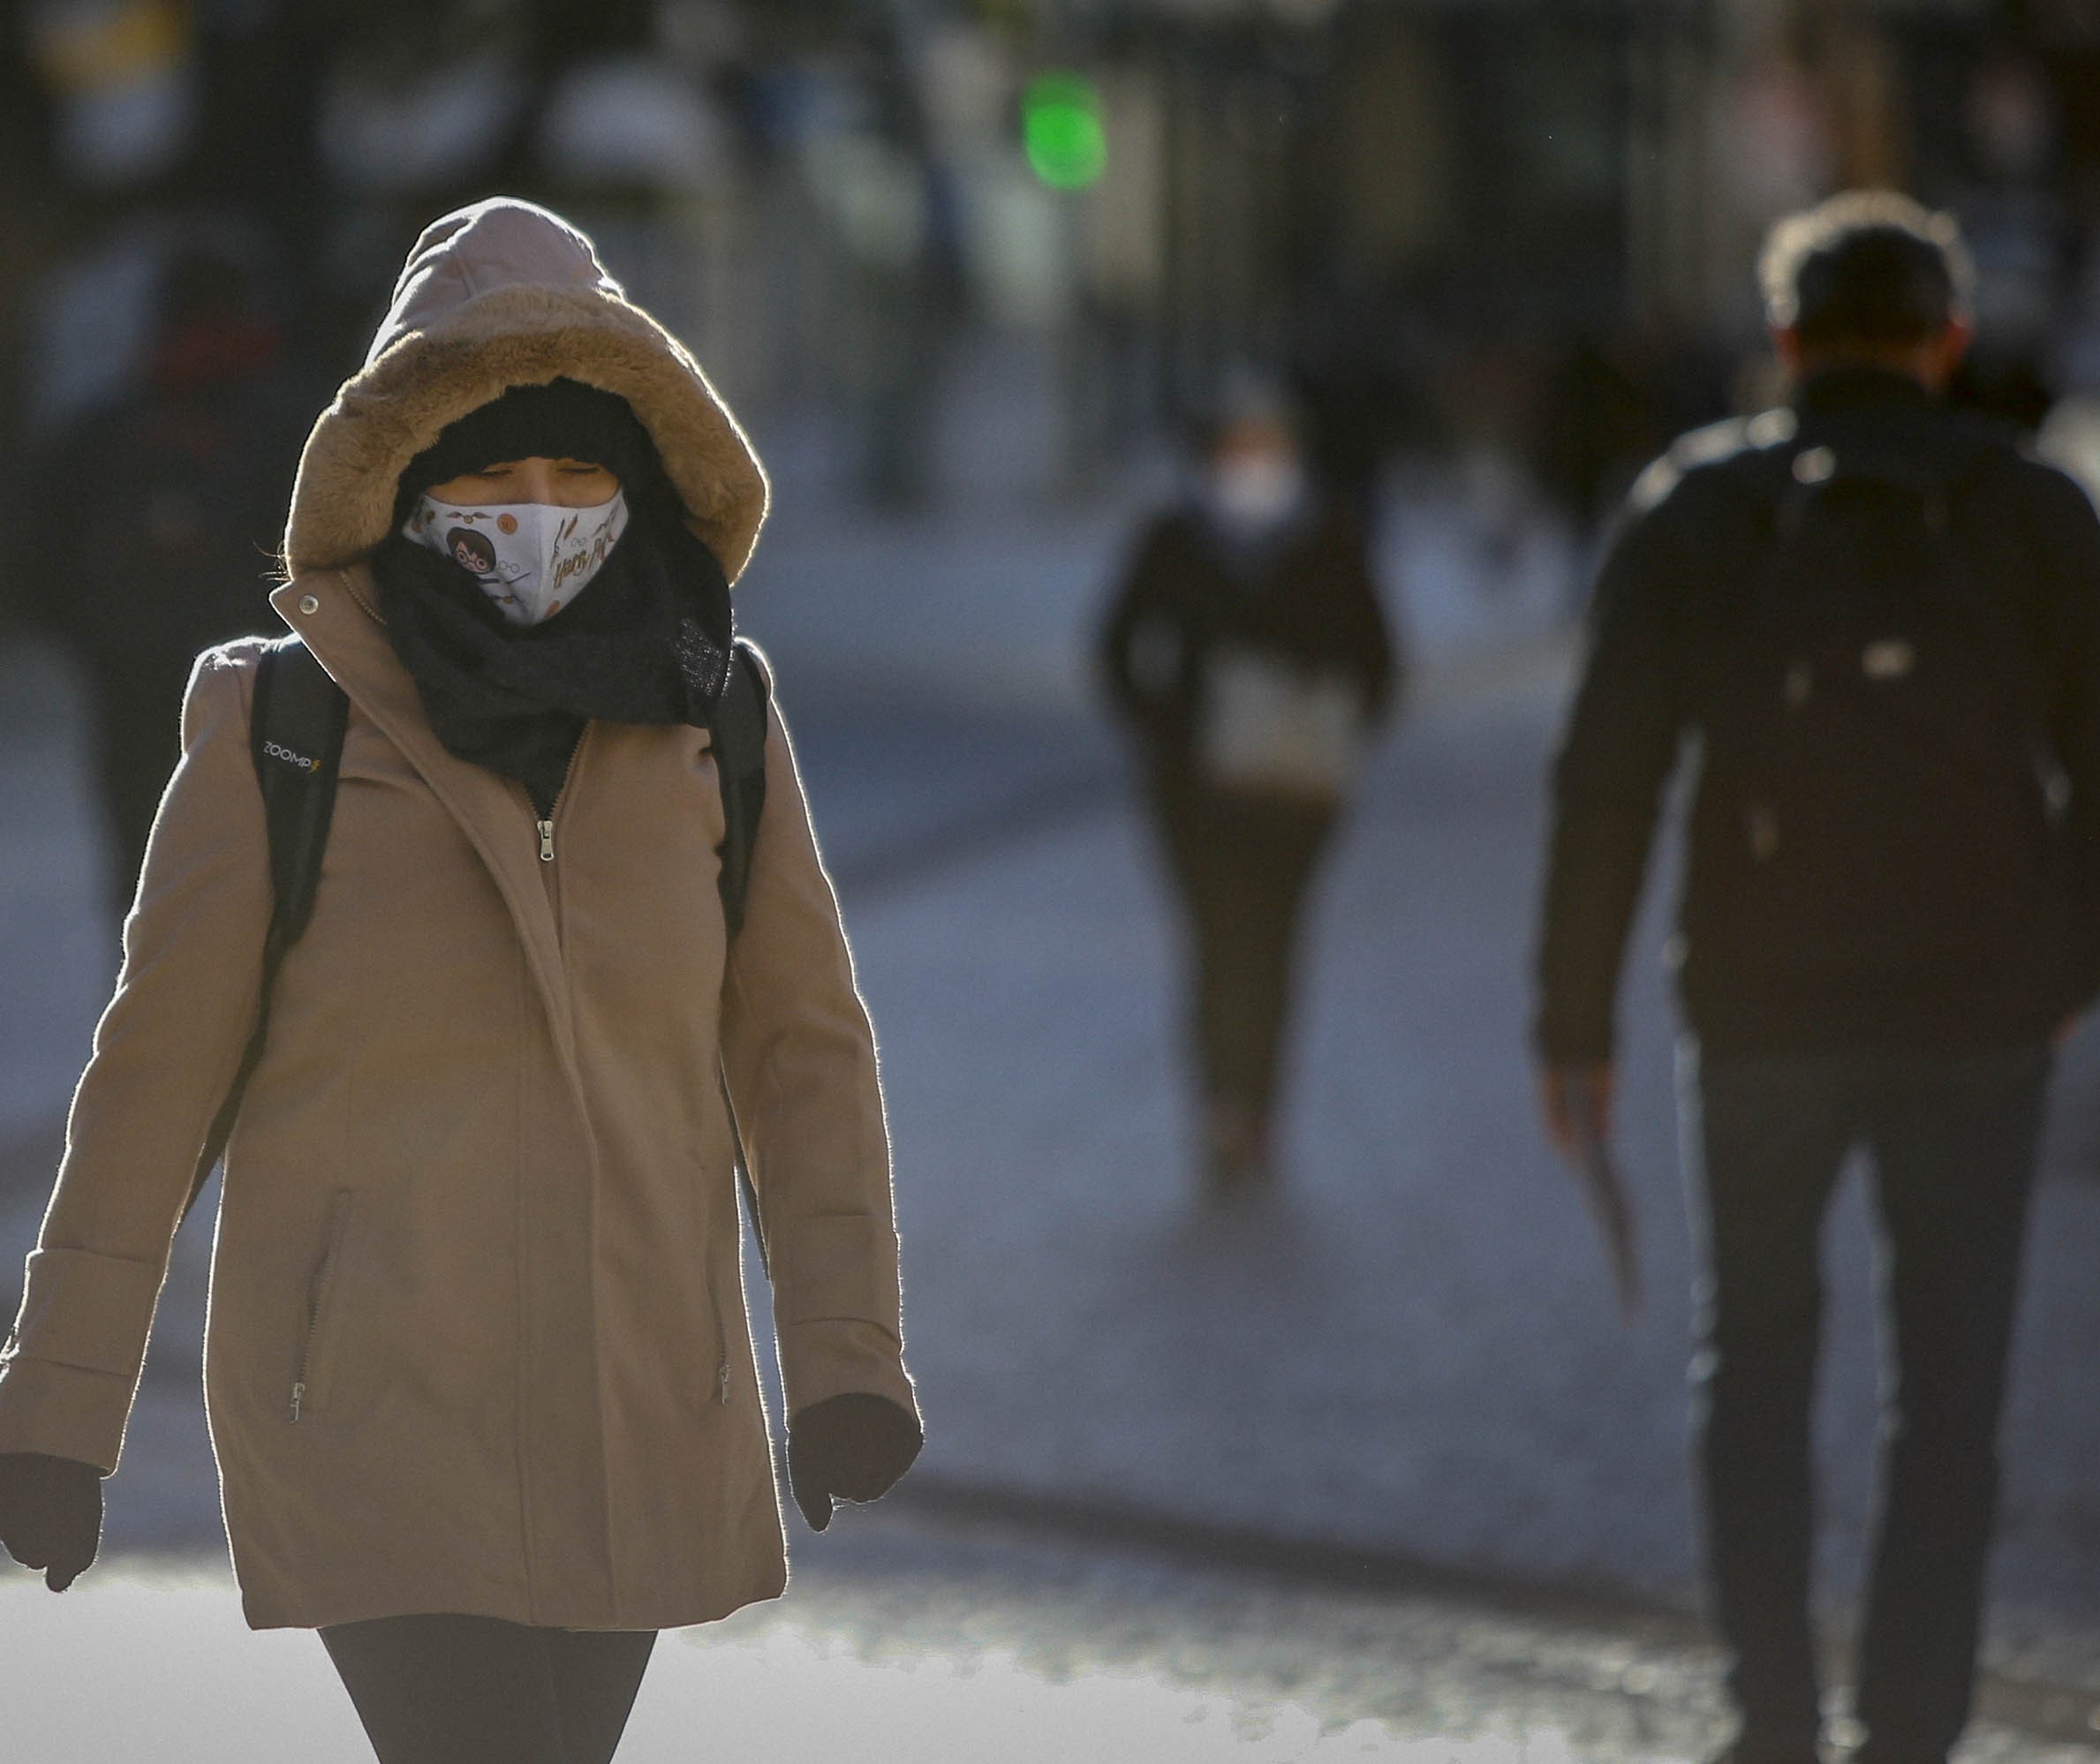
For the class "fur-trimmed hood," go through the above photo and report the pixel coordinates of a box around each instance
[283,198,767,583]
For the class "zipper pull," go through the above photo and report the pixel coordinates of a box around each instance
[538,819,555,863]
[288,1381,306,1424]
[718,1363,731,1406]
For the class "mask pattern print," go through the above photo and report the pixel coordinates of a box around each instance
[405,491,630,624]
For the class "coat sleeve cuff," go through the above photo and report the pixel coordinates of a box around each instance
[11,1247,164,1380]
[770,1212,915,1420]
[0,1355,137,1474]
[772,1213,902,1337]
[776,1319,918,1424]
[0,1245,164,1473]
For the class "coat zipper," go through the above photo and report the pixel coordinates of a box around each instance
[528,728,740,1406]
[290,1190,358,1422]
[534,727,593,864]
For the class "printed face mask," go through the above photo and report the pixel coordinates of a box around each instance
[404,491,630,625]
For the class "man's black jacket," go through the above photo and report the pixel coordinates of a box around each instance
[1536,367,2100,1063]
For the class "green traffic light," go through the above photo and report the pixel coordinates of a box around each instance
[1024,72,1107,191]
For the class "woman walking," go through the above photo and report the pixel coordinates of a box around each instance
[1100,387,1398,1195]
[0,198,920,1762]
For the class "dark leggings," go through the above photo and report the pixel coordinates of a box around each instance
[1152,779,1333,1115]
[321,1614,657,1764]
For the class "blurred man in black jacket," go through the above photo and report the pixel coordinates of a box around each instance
[1535,192,2100,1764]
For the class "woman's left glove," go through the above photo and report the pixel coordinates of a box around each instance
[786,1393,922,1533]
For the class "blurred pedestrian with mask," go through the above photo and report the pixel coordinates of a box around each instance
[21,229,310,909]
[0,199,920,1763]
[1534,192,2100,1764]
[1101,380,1398,1195]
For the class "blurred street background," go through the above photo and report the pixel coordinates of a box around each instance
[11,1,2100,1758]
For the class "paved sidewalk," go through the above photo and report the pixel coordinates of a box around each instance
[3,1507,2096,1764]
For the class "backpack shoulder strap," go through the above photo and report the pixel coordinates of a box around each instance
[711,637,771,942]
[185,636,350,1218]
[710,637,774,1275]
[253,637,352,949]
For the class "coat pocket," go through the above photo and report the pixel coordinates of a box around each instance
[289,1189,360,1423]
[706,1248,735,1410]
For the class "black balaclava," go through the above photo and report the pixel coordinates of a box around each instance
[370,378,735,816]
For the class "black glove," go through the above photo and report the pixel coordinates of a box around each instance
[0,1452,103,1591]
[786,1393,921,1533]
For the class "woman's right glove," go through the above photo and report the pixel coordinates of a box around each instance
[0,1452,103,1591]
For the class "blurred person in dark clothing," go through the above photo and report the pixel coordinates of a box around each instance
[20,234,307,909]
[1101,383,1398,1195]
[1534,192,2100,1764]
[1946,51,2072,433]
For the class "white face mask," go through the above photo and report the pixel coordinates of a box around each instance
[404,491,630,625]
[1210,454,1306,534]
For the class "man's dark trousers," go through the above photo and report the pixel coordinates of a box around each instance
[1682,1040,2051,1763]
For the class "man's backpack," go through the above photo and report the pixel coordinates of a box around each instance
[185,635,771,1218]
[1715,439,2064,973]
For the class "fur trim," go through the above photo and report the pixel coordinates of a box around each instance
[285,275,767,583]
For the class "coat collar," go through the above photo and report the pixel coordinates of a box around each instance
[268,567,581,1078]
[1794,364,1938,417]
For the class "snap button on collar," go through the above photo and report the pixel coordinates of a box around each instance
[298,593,320,614]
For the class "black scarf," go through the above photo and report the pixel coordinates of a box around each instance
[370,491,733,816]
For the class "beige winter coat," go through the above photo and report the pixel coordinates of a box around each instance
[0,200,915,1632]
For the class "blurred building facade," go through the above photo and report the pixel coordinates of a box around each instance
[3,0,2097,571]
